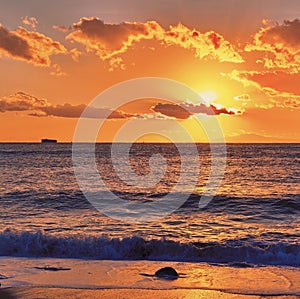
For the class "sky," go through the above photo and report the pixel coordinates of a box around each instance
[0,0,299,142]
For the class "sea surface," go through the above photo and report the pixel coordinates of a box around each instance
[0,143,299,267]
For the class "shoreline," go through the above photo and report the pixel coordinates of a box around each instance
[0,257,299,298]
[3,286,300,299]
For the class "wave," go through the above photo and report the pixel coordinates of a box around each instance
[186,194,300,219]
[0,229,299,267]
[3,190,300,212]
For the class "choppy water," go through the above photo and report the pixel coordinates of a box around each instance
[0,143,299,266]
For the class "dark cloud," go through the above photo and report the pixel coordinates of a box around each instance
[152,103,190,119]
[0,26,32,60]
[1,92,240,120]
[39,104,134,119]
[261,19,300,46]
[72,18,149,50]
[0,24,67,66]
[152,102,239,119]
[0,92,134,119]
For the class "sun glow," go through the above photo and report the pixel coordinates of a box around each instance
[198,91,218,105]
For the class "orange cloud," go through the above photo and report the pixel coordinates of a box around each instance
[226,70,300,108]
[69,47,81,62]
[262,87,300,108]
[245,19,300,73]
[224,70,261,88]
[50,64,67,77]
[0,24,67,66]
[52,25,70,33]
[284,99,300,109]
[0,92,48,112]
[162,24,243,63]
[234,94,251,102]
[238,71,300,96]
[65,18,244,66]
[22,16,38,30]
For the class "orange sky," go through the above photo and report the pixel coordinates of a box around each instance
[0,0,299,142]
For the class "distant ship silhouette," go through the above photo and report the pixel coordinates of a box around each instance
[41,138,57,143]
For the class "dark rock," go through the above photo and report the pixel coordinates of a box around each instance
[154,267,179,279]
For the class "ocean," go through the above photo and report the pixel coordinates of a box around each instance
[0,143,299,267]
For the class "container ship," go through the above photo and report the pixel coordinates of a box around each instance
[41,139,57,144]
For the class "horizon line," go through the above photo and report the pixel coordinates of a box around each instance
[0,141,299,144]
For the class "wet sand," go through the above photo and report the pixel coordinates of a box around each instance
[0,257,299,299]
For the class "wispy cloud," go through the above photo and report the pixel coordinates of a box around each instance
[225,70,300,108]
[21,16,38,30]
[234,94,251,102]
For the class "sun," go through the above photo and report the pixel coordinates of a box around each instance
[198,91,218,105]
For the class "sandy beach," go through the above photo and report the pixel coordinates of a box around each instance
[2,287,294,299]
[0,257,299,298]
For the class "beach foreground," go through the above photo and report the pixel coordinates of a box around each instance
[2,287,296,299]
[0,257,299,298]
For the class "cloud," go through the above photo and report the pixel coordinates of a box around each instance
[0,24,67,66]
[235,70,300,96]
[22,16,38,30]
[69,48,81,62]
[152,102,240,119]
[1,91,242,121]
[136,113,170,120]
[30,103,86,118]
[258,19,300,47]
[245,19,300,73]
[65,18,158,60]
[226,70,300,108]
[262,87,300,108]
[223,70,261,89]
[38,104,133,119]
[284,99,300,109]
[0,92,48,112]
[234,94,251,101]
[0,92,134,119]
[52,25,71,33]
[64,18,243,66]
[162,24,243,63]
[108,57,126,72]
[152,103,190,119]
[50,64,67,77]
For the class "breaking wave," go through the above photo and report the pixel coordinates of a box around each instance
[0,229,299,267]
